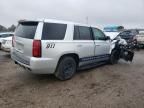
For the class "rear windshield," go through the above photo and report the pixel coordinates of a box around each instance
[42,23,67,40]
[15,22,38,39]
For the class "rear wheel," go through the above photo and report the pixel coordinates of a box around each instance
[109,50,119,65]
[55,57,77,81]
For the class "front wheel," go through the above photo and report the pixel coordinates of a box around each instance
[109,50,120,65]
[0,43,1,50]
[55,57,77,81]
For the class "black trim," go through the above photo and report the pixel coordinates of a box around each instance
[90,27,95,40]
[80,54,110,62]
[12,52,30,65]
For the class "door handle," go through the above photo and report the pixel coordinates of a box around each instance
[95,44,100,46]
[77,45,82,47]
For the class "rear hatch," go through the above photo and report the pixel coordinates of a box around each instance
[13,21,41,65]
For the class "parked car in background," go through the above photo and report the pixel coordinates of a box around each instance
[0,32,14,49]
[1,36,12,52]
[118,30,139,49]
[136,31,144,48]
[118,30,139,43]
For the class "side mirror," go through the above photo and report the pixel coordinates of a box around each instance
[105,36,111,40]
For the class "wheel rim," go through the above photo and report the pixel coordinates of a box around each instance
[63,61,75,78]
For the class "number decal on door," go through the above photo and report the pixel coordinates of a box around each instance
[46,43,55,48]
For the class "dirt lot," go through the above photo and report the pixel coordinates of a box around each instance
[0,50,144,108]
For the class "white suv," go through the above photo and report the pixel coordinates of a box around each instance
[11,19,132,80]
[0,32,14,49]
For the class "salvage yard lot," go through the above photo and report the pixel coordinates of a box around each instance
[0,50,144,108]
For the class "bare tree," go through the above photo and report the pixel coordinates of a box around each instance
[8,24,16,32]
[0,25,7,32]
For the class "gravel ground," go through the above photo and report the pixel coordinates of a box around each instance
[0,50,144,108]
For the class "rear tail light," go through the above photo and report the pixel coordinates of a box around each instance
[32,40,41,57]
[12,36,15,47]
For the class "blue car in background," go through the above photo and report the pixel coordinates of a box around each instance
[104,26,124,32]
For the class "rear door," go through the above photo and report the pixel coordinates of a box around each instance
[73,26,95,66]
[40,22,68,59]
[92,27,111,61]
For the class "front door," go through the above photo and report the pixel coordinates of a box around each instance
[91,27,111,61]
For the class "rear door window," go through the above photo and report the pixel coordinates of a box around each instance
[74,26,92,40]
[42,23,67,40]
[15,22,38,39]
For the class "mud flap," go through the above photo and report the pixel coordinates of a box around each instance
[120,49,134,62]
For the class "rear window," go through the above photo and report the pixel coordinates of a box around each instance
[15,22,38,39]
[42,23,67,40]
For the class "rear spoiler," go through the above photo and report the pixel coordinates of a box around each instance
[18,20,39,26]
[18,19,43,23]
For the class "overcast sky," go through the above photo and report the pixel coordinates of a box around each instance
[0,0,144,28]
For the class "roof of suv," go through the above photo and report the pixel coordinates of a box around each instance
[19,19,93,27]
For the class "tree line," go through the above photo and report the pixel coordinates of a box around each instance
[0,25,16,32]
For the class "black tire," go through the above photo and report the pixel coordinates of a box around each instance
[109,50,119,65]
[0,43,1,50]
[55,57,77,81]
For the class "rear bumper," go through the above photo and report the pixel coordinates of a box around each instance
[11,49,57,74]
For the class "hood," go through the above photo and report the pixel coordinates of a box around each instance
[104,32,120,40]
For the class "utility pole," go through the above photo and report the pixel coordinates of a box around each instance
[86,16,89,24]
